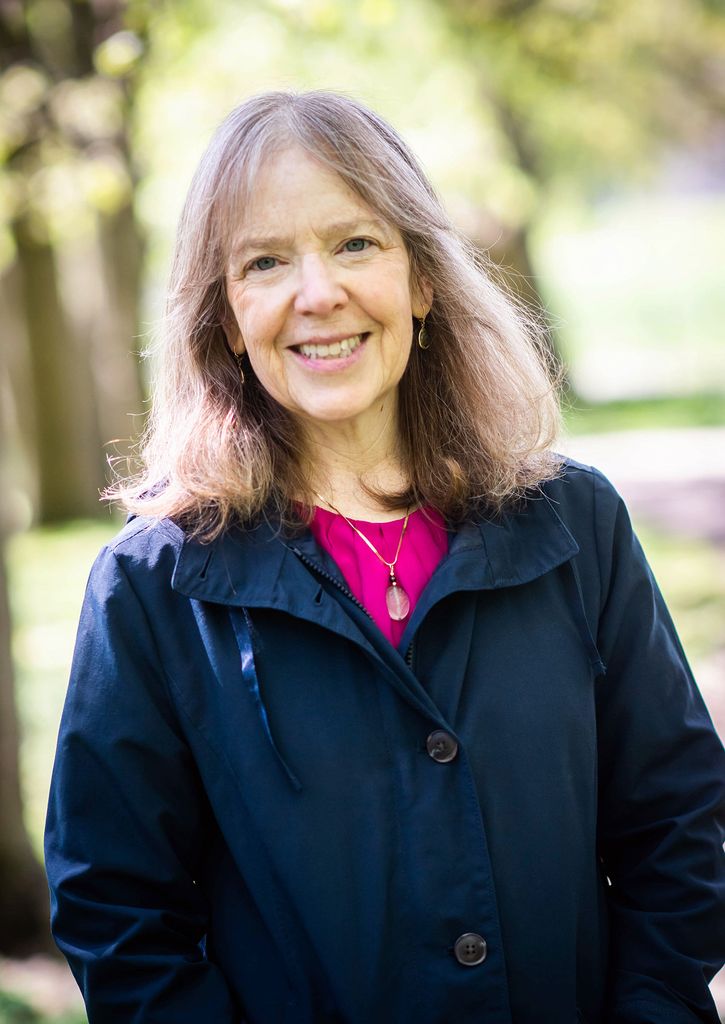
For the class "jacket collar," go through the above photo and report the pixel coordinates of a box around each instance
[171,489,579,610]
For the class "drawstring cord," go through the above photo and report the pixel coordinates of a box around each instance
[562,560,607,678]
[229,607,302,791]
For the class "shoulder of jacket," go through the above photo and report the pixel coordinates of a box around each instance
[548,455,610,486]
[107,515,184,554]
[540,456,621,509]
[99,516,187,586]
[535,457,627,559]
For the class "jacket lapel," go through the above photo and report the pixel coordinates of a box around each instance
[170,490,580,723]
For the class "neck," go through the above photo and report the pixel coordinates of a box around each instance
[298,405,409,521]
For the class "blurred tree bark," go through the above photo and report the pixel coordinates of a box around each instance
[13,222,103,519]
[0,0,149,956]
[96,202,146,451]
[0,0,148,522]
[0,336,50,955]
[0,532,51,956]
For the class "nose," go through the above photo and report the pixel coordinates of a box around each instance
[293,255,347,316]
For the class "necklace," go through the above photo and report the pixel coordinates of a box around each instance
[316,495,412,621]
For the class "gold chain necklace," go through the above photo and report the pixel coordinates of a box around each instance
[315,495,412,621]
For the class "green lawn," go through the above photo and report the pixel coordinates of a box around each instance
[8,517,122,854]
[0,989,85,1024]
[635,525,725,665]
[562,392,725,435]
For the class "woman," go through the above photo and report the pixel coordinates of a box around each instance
[45,91,724,1024]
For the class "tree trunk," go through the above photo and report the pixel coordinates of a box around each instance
[0,272,52,955]
[94,202,146,453]
[14,222,106,522]
[0,262,38,513]
[0,534,51,955]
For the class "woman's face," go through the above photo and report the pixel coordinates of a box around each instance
[224,146,428,439]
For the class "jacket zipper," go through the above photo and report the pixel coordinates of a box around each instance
[291,546,415,671]
[290,546,375,621]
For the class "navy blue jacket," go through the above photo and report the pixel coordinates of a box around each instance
[45,461,725,1023]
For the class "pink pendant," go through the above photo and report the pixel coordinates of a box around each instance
[385,581,410,621]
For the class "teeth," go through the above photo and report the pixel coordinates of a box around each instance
[299,334,363,359]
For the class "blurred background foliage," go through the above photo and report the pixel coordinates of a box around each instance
[0,0,724,1015]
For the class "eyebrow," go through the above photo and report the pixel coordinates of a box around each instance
[230,218,393,259]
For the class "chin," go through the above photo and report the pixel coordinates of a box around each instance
[303,406,366,424]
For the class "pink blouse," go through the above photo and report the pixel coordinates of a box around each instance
[310,506,449,648]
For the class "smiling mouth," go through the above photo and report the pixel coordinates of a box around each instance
[293,333,367,360]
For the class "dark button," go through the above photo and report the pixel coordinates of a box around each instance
[454,933,487,966]
[426,729,458,763]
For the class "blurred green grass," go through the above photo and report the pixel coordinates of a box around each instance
[7,517,122,854]
[0,989,85,1024]
[563,392,725,435]
[635,525,725,665]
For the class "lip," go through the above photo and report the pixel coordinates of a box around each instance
[288,332,369,372]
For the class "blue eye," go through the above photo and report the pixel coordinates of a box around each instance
[251,256,277,271]
[343,238,369,252]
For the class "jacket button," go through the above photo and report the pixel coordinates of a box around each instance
[426,730,458,763]
[454,933,487,966]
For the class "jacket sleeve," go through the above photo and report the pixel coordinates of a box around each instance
[44,544,241,1023]
[591,470,725,1024]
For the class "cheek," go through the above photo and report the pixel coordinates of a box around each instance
[236,302,278,358]
[391,301,414,359]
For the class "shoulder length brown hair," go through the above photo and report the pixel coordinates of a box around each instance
[110,90,562,537]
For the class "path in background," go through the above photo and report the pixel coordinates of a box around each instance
[561,426,725,545]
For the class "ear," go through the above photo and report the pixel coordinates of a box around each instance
[411,276,433,320]
[221,318,245,356]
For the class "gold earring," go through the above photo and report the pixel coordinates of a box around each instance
[235,352,245,385]
[417,316,429,350]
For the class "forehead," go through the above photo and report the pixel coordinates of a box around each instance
[230,145,394,247]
